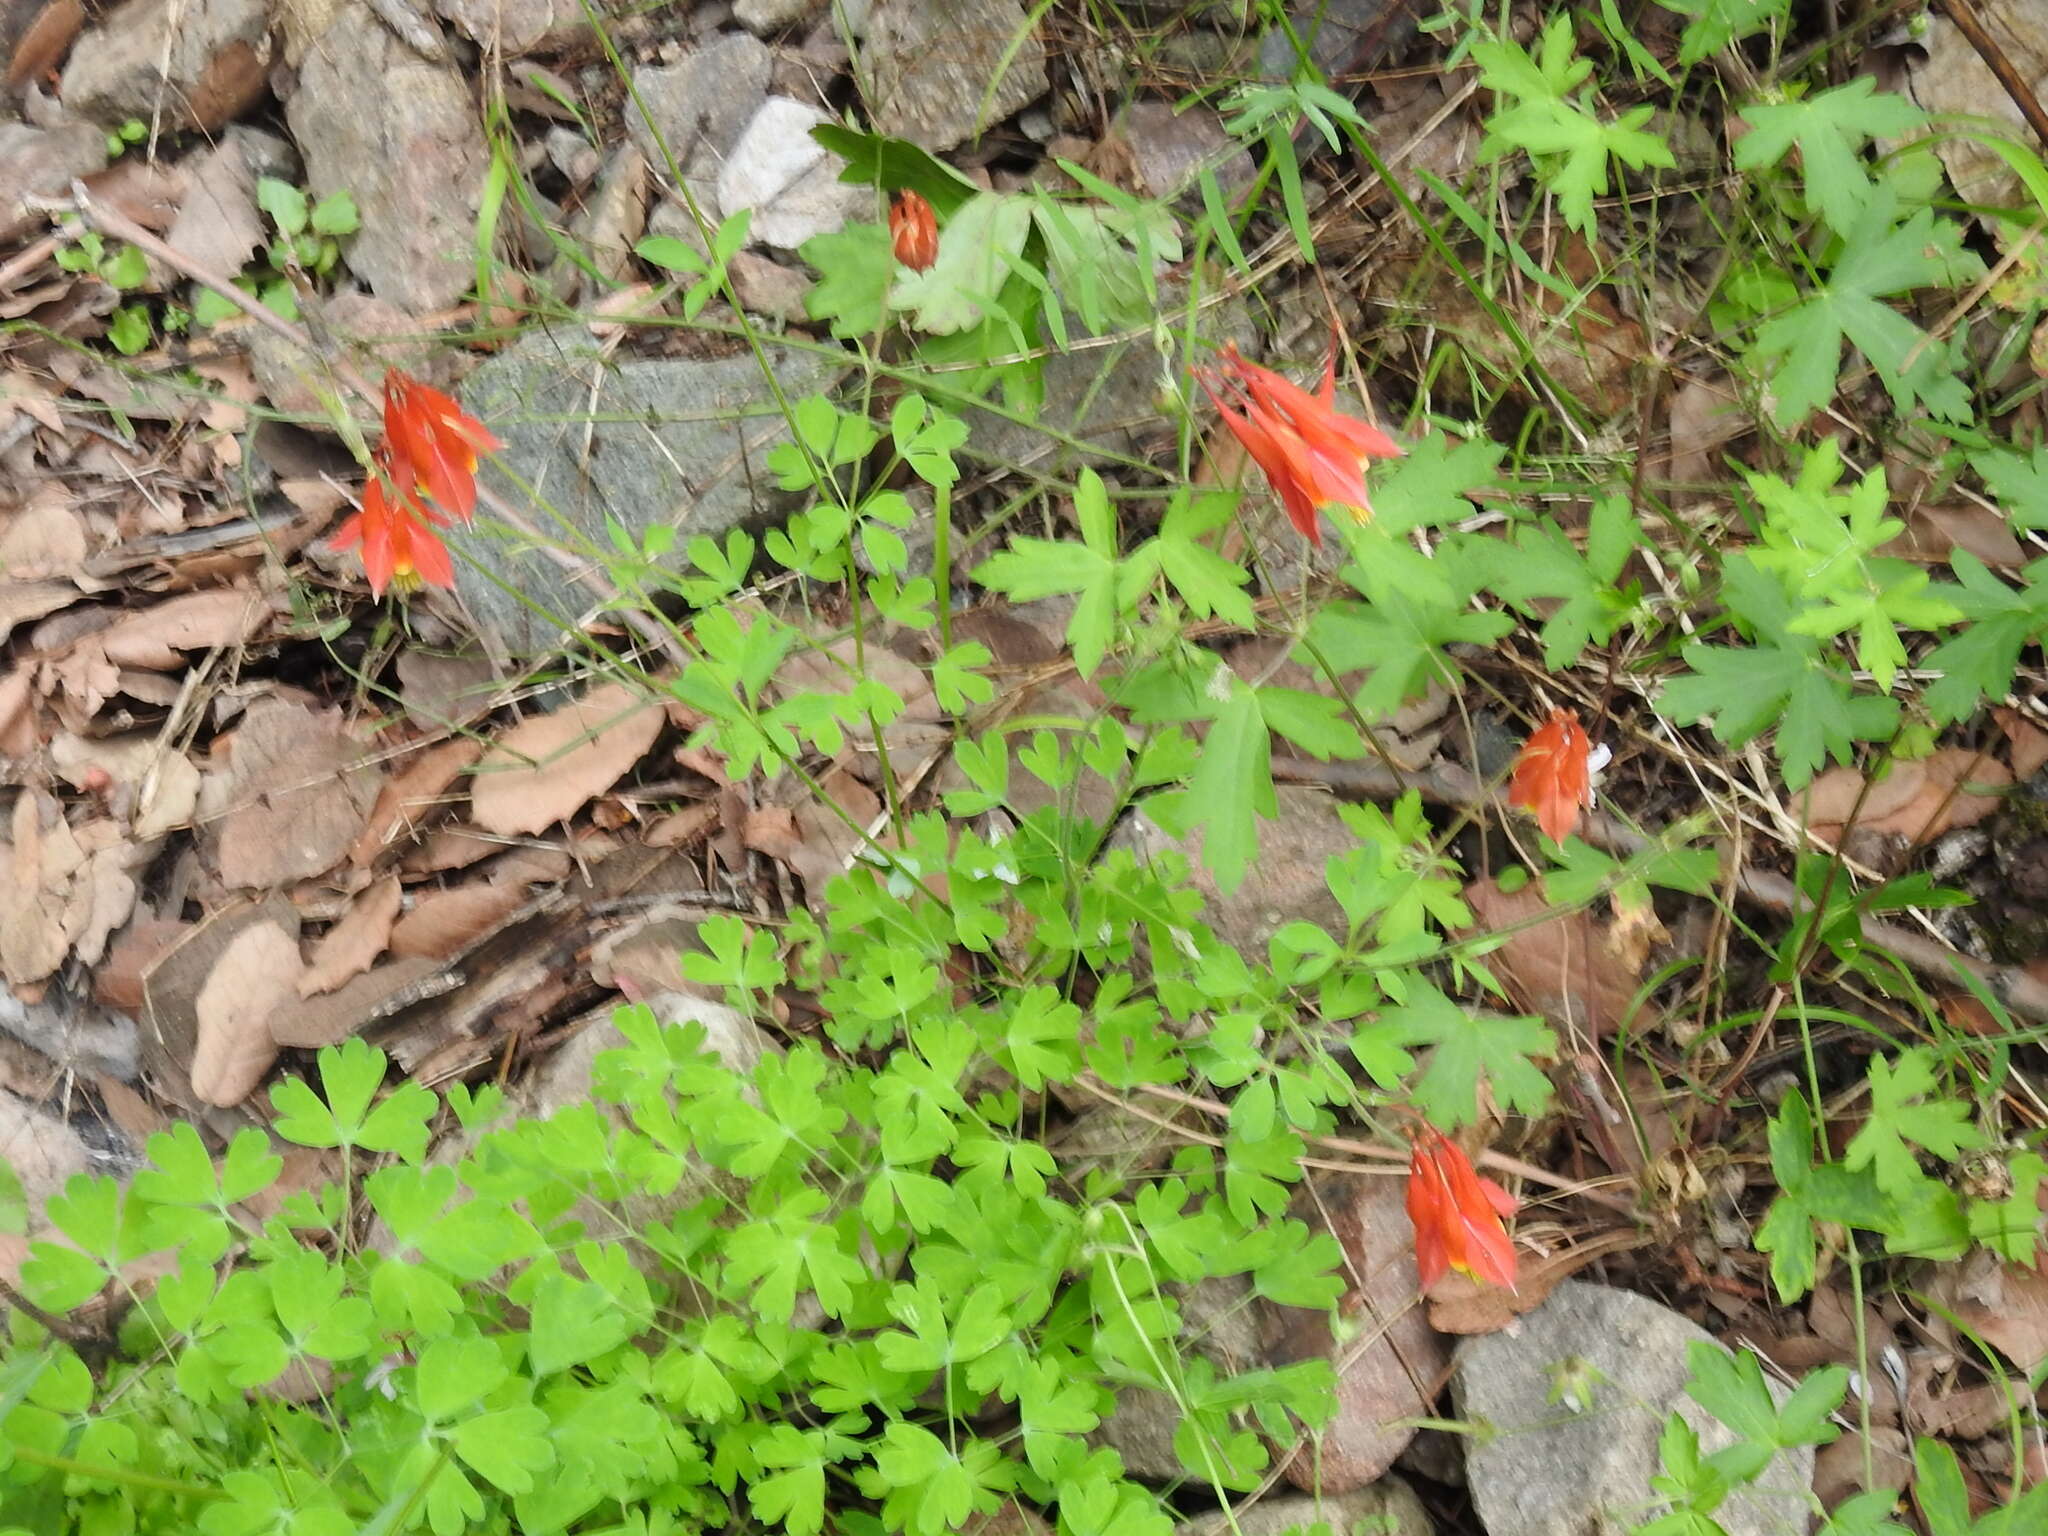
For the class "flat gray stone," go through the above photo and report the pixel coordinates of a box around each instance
[436,0,595,54]
[717,97,865,250]
[1456,1282,1818,1536]
[626,32,774,184]
[59,0,271,133]
[861,0,1048,151]
[452,333,844,657]
[963,282,1253,472]
[0,121,108,242]
[735,0,821,32]
[1176,1479,1435,1536]
[285,0,488,312]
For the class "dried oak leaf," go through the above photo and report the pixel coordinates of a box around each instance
[213,697,382,889]
[1801,751,2011,845]
[1995,707,2048,779]
[0,792,89,986]
[191,919,303,1106]
[95,917,192,1013]
[1462,875,1648,1037]
[298,875,402,997]
[97,588,277,669]
[388,881,532,962]
[469,682,663,836]
[348,737,482,866]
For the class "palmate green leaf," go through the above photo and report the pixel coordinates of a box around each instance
[451,1404,553,1495]
[1474,16,1674,235]
[1661,0,1792,64]
[800,221,893,338]
[1658,635,1897,789]
[1684,1339,1844,1483]
[1184,678,1274,894]
[1748,196,1982,427]
[1922,552,2048,723]
[1734,78,1926,235]
[1971,443,2048,529]
[527,1271,631,1376]
[1382,984,1554,1128]
[1843,1047,1987,1197]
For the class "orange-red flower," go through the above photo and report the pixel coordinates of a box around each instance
[889,189,940,273]
[331,444,455,596]
[1509,708,1606,844]
[380,369,499,522]
[1200,340,1402,546]
[1406,1126,1518,1291]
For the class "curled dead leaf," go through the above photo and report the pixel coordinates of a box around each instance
[469,682,664,837]
[388,881,532,962]
[298,875,402,997]
[1805,751,2011,846]
[1462,875,1649,1036]
[213,698,382,889]
[348,738,482,866]
[97,589,277,669]
[191,920,303,1106]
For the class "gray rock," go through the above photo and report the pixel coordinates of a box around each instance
[1261,1177,1447,1493]
[1176,1479,1435,1536]
[59,0,271,133]
[1100,101,1255,200]
[717,96,866,250]
[452,331,844,656]
[1115,785,1352,958]
[861,0,1049,151]
[436,0,593,54]
[285,0,489,312]
[626,32,774,187]
[727,249,814,322]
[1092,1273,1268,1482]
[1456,1282,1818,1536]
[1256,0,1421,86]
[0,121,109,242]
[735,0,820,33]
[963,281,1253,472]
[545,126,603,185]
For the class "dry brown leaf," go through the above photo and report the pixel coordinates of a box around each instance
[469,682,664,836]
[95,917,191,1012]
[132,750,201,838]
[348,738,482,866]
[73,846,137,966]
[191,920,302,1106]
[5,0,85,87]
[1995,707,2048,779]
[396,648,500,730]
[388,881,532,962]
[0,792,89,986]
[0,580,78,646]
[1424,1238,1598,1334]
[1462,875,1647,1036]
[1944,1259,2048,1371]
[213,697,382,889]
[399,826,505,876]
[482,844,572,888]
[0,666,38,758]
[644,803,716,848]
[92,1072,170,1146]
[1805,751,2011,846]
[298,875,402,997]
[163,137,265,281]
[0,484,88,578]
[98,588,276,669]
[1883,502,2026,568]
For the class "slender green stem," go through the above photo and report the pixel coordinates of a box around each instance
[7,1443,224,1500]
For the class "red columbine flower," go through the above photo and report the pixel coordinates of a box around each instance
[380,369,500,522]
[1509,708,1610,844]
[1199,340,1402,546]
[889,189,940,273]
[1406,1126,1519,1291]
[331,444,456,596]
